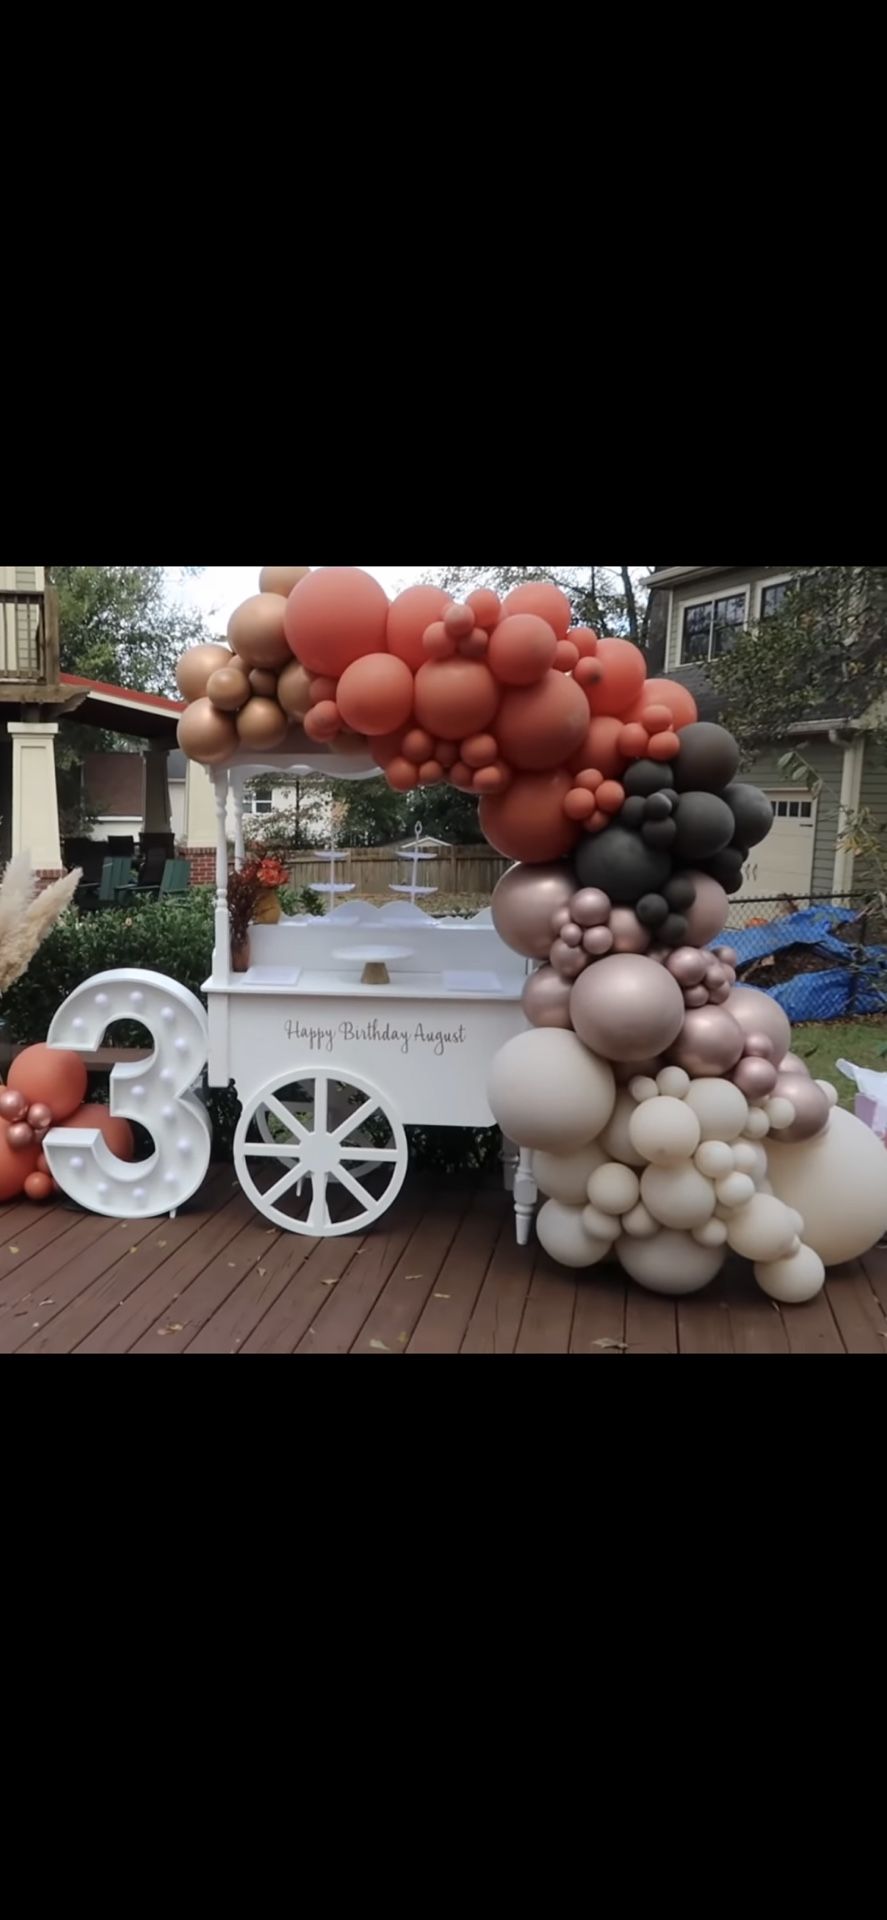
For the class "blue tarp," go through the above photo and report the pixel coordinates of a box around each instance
[716,907,887,1023]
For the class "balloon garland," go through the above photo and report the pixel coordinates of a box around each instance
[0,1045,136,1204]
[172,566,887,1306]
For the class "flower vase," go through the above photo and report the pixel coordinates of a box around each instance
[232,935,251,974]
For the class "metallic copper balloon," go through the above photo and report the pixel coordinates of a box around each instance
[724,986,792,1065]
[0,1088,28,1122]
[278,661,314,720]
[744,1033,776,1060]
[8,1121,36,1151]
[669,1007,745,1078]
[27,1103,53,1133]
[259,566,311,598]
[667,947,708,988]
[491,863,576,961]
[522,966,574,1030]
[207,664,252,712]
[571,888,612,929]
[732,1058,779,1101]
[235,697,290,751]
[228,594,292,671]
[177,699,238,767]
[249,667,281,699]
[583,926,615,958]
[609,908,652,955]
[772,1072,830,1143]
[551,941,588,981]
[571,955,686,1063]
[175,643,233,703]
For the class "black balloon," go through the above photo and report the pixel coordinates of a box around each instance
[621,796,647,831]
[723,783,774,850]
[574,826,672,906]
[637,893,670,928]
[674,723,741,794]
[705,848,746,893]
[665,874,697,911]
[673,792,736,862]
[642,819,677,851]
[625,761,675,798]
[645,792,673,823]
[661,914,690,949]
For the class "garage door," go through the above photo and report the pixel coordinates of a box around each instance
[736,791,817,904]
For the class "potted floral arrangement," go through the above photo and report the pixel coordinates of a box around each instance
[228,855,290,972]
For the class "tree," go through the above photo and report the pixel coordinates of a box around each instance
[48,566,208,693]
[709,567,887,756]
[438,566,653,644]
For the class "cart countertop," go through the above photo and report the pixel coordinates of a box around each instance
[204,967,525,1003]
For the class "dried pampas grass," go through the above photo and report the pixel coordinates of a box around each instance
[0,860,82,997]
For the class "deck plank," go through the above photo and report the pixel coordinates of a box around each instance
[408,1190,503,1355]
[296,1187,426,1355]
[75,1179,252,1353]
[238,1231,367,1354]
[626,1289,678,1356]
[353,1194,468,1354]
[825,1262,887,1355]
[725,1259,791,1355]
[130,1204,295,1353]
[516,1253,577,1355]
[677,1288,734,1356]
[570,1267,627,1355]
[462,1216,535,1355]
[0,1212,126,1351]
[860,1246,887,1323]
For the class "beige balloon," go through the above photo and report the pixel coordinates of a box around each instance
[176,643,232,703]
[207,664,252,712]
[177,698,238,766]
[767,1106,887,1267]
[259,566,312,598]
[236,697,290,750]
[617,1229,725,1296]
[278,660,314,719]
[534,1143,607,1207]
[228,594,292,671]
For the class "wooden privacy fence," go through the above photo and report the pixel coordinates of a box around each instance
[288,845,509,900]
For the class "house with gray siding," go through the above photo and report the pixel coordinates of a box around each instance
[645,566,885,905]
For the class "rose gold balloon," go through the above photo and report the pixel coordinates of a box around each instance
[249,667,281,699]
[571,888,612,928]
[724,986,792,1066]
[27,1104,53,1133]
[683,873,730,947]
[669,1007,745,1078]
[583,926,615,958]
[560,922,584,949]
[259,566,311,598]
[772,1072,830,1143]
[551,941,588,981]
[228,594,292,671]
[236,697,290,750]
[491,863,576,961]
[667,947,708,988]
[278,661,313,719]
[207,664,252,712]
[715,947,738,968]
[8,1122,35,1151]
[781,1051,810,1076]
[733,1057,779,1100]
[0,1089,28,1122]
[684,986,709,1009]
[175,643,232,702]
[709,984,731,1005]
[522,966,574,1030]
[744,1033,776,1060]
[571,955,686,1063]
[609,908,652,955]
[178,699,238,766]
[706,963,728,990]
[551,907,572,936]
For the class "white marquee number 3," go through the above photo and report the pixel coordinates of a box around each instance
[44,970,212,1219]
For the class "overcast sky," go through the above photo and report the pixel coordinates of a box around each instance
[171,566,437,635]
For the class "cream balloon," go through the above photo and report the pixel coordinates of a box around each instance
[693,1217,728,1249]
[629,1077,660,1105]
[537,1200,614,1270]
[534,1142,607,1208]
[488,1030,616,1154]
[657,1067,691,1100]
[743,1108,771,1141]
[629,1097,701,1168]
[754,1244,826,1305]
[695,1141,735,1180]
[617,1229,725,1296]
[715,1172,756,1210]
[583,1204,621,1241]
[766,1106,887,1266]
[726,1194,800,1263]
[599,1090,647,1168]
[587,1164,641,1217]
[641,1162,716,1231]
[685,1078,749,1142]
[622,1203,659,1239]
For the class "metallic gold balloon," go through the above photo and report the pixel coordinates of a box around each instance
[278,661,314,719]
[207,664,252,712]
[236,697,289,750]
[175,643,233,703]
[522,966,574,1029]
[259,566,311,598]
[227,594,292,671]
[178,698,238,766]
[249,667,281,699]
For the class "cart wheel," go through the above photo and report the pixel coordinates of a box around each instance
[234,1066,408,1237]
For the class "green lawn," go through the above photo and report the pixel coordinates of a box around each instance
[790,1018,887,1108]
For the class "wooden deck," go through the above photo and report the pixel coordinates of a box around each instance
[1,1169,885,1354]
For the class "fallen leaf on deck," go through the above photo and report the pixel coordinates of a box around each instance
[9,1247,19,1256]
[38,1299,54,1308]
[258,1268,267,1279]
[369,1339,391,1352]
[321,1277,338,1288]
[32,1322,40,1330]
[434,1293,451,1301]
[592,1338,628,1352]
[406,1274,423,1282]
[398,1333,408,1346]
[168,1324,185,1334]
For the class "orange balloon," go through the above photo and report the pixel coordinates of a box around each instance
[414,660,500,741]
[565,787,597,822]
[648,730,681,762]
[554,641,580,673]
[337,654,414,737]
[501,581,573,639]
[596,781,625,815]
[627,678,699,731]
[9,1045,88,1122]
[619,723,650,759]
[25,1171,56,1203]
[370,731,406,770]
[467,588,502,633]
[488,615,558,688]
[236,698,290,750]
[444,605,475,641]
[584,638,648,718]
[178,699,238,767]
[419,760,444,785]
[387,585,452,672]
[207,665,251,712]
[588,809,610,834]
[386,757,420,793]
[575,769,603,793]
[228,594,292,671]
[284,568,390,678]
[36,1152,50,1175]
[175,644,232,703]
[259,566,311,597]
[480,772,581,864]
[459,629,490,660]
[278,661,313,719]
[496,672,589,771]
[572,627,599,659]
[461,733,499,770]
[472,764,511,794]
[402,728,434,763]
[309,677,338,705]
[303,701,342,743]
[64,1104,135,1161]
[423,622,455,660]
[435,740,459,770]
[0,1124,38,1200]
[640,704,674,732]
[451,762,475,790]
[569,717,627,780]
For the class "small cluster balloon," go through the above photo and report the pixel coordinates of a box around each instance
[0,1046,135,1205]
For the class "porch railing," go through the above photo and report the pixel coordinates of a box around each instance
[0,586,60,685]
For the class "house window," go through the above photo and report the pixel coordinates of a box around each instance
[760,580,795,621]
[681,592,748,665]
[772,800,813,820]
[247,783,274,816]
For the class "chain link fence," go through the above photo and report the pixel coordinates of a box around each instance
[725,894,887,1023]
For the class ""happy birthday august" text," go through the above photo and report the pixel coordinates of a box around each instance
[284,1017,467,1057]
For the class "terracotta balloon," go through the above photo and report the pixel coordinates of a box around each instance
[9,1044,87,1122]
[501,581,573,638]
[236,697,289,750]
[522,966,574,1030]
[480,773,581,864]
[24,1170,55,1203]
[178,699,238,767]
[491,863,576,959]
[0,1125,38,1199]
[385,585,452,672]
[414,659,499,741]
[64,1104,136,1161]
[0,1088,27,1123]
[466,589,502,633]
[259,566,311,597]
[462,733,498,770]
[496,673,589,772]
[569,717,627,780]
[723,986,792,1066]
[770,1073,830,1143]
[249,667,281,699]
[175,644,233,703]
[627,679,699,731]
[669,1008,745,1078]
[682,873,730,947]
[277,661,313,719]
[304,701,342,743]
[284,567,390,678]
[488,615,558,687]
[336,654,414,737]
[227,594,291,672]
[583,638,648,718]
[571,955,686,1062]
[207,664,252,712]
